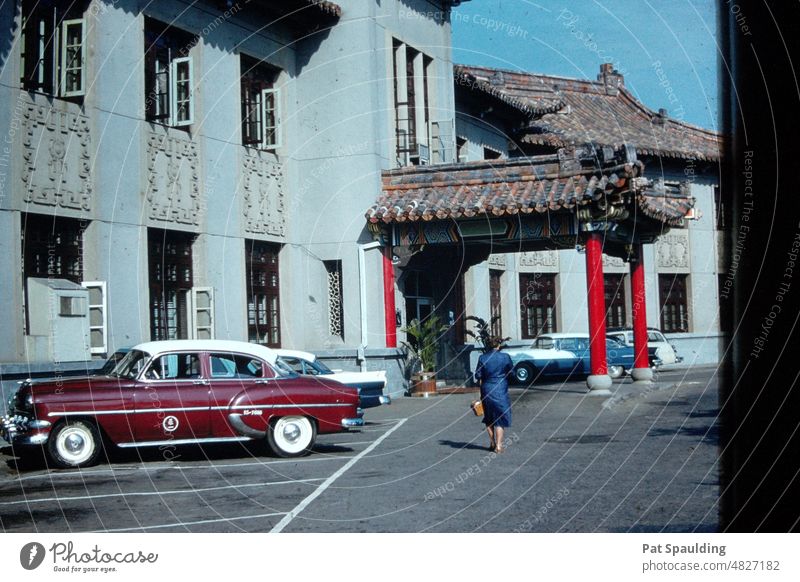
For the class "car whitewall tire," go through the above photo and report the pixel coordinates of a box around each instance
[267,416,316,458]
[48,420,102,469]
[608,365,625,379]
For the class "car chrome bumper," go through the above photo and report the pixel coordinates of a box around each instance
[379,395,391,405]
[341,416,364,429]
[0,414,51,445]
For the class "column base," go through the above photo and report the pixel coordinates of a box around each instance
[586,374,613,395]
[631,367,654,382]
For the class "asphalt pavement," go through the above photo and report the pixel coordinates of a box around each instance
[0,366,720,532]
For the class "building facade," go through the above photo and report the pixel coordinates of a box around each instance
[451,65,723,367]
[0,0,465,393]
[0,0,721,398]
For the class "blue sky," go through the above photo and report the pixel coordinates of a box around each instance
[451,0,719,130]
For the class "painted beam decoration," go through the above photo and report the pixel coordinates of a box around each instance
[396,213,577,246]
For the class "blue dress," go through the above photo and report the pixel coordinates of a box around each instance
[474,350,513,428]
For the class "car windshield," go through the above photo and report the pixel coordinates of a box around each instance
[534,337,555,349]
[110,349,151,379]
[307,359,333,375]
[273,358,299,377]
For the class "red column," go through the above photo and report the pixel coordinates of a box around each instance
[585,232,608,376]
[631,244,652,378]
[383,246,397,348]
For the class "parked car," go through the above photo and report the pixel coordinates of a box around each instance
[0,340,362,468]
[275,349,390,409]
[503,333,636,384]
[606,327,683,366]
[95,348,131,375]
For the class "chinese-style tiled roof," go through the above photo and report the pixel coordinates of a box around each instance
[454,65,564,118]
[457,64,722,162]
[366,154,693,227]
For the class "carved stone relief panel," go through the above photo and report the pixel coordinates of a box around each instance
[518,250,559,272]
[19,96,92,213]
[241,149,285,237]
[145,131,202,226]
[656,230,691,272]
[602,253,627,272]
[488,254,506,268]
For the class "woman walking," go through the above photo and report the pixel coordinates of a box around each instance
[474,336,513,452]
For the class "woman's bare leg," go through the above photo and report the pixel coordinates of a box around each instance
[494,427,505,452]
[486,426,496,451]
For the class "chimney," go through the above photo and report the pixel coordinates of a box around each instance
[598,63,623,95]
[652,108,668,125]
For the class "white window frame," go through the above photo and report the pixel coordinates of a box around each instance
[190,286,215,340]
[60,18,86,97]
[81,281,107,355]
[260,87,281,150]
[170,56,194,127]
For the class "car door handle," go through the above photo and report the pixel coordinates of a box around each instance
[193,380,210,386]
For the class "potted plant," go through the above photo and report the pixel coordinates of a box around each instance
[402,314,448,396]
[465,315,511,352]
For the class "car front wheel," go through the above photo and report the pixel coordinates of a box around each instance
[514,362,536,385]
[47,419,102,469]
[267,416,316,458]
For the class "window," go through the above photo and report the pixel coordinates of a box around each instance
[22,213,84,284]
[604,274,627,328]
[148,229,194,340]
[209,353,264,378]
[520,273,557,338]
[82,281,107,355]
[20,0,88,98]
[325,260,344,340]
[659,274,689,333]
[144,18,196,127]
[713,185,725,230]
[144,352,201,380]
[246,240,281,346]
[393,39,434,165]
[241,56,281,149]
[489,269,503,338]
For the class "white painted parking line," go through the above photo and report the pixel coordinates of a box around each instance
[271,418,407,533]
[97,511,287,532]
[0,477,325,507]
[4,454,358,483]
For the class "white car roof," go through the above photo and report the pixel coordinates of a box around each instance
[132,340,278,365]
[535,333,590,339]
[274,348,317,362]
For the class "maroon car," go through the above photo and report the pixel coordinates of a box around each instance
[1,340,362,468]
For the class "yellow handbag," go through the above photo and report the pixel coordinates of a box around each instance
[470,399,484,416]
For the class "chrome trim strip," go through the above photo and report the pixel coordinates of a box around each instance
[228,414,267,439]
[117,436,252,448]
[49,403,351,418]
[229,403,351,410]
[51,407,209,417]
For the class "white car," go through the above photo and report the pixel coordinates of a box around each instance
[275,349,390,408]
[606,328,683,366]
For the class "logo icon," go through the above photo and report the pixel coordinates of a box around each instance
[162,415,179,432]
[20,542,45,570]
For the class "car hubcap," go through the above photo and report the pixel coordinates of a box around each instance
[282,422,301,443]
[65,433,85,453]
[59,427,92,463]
